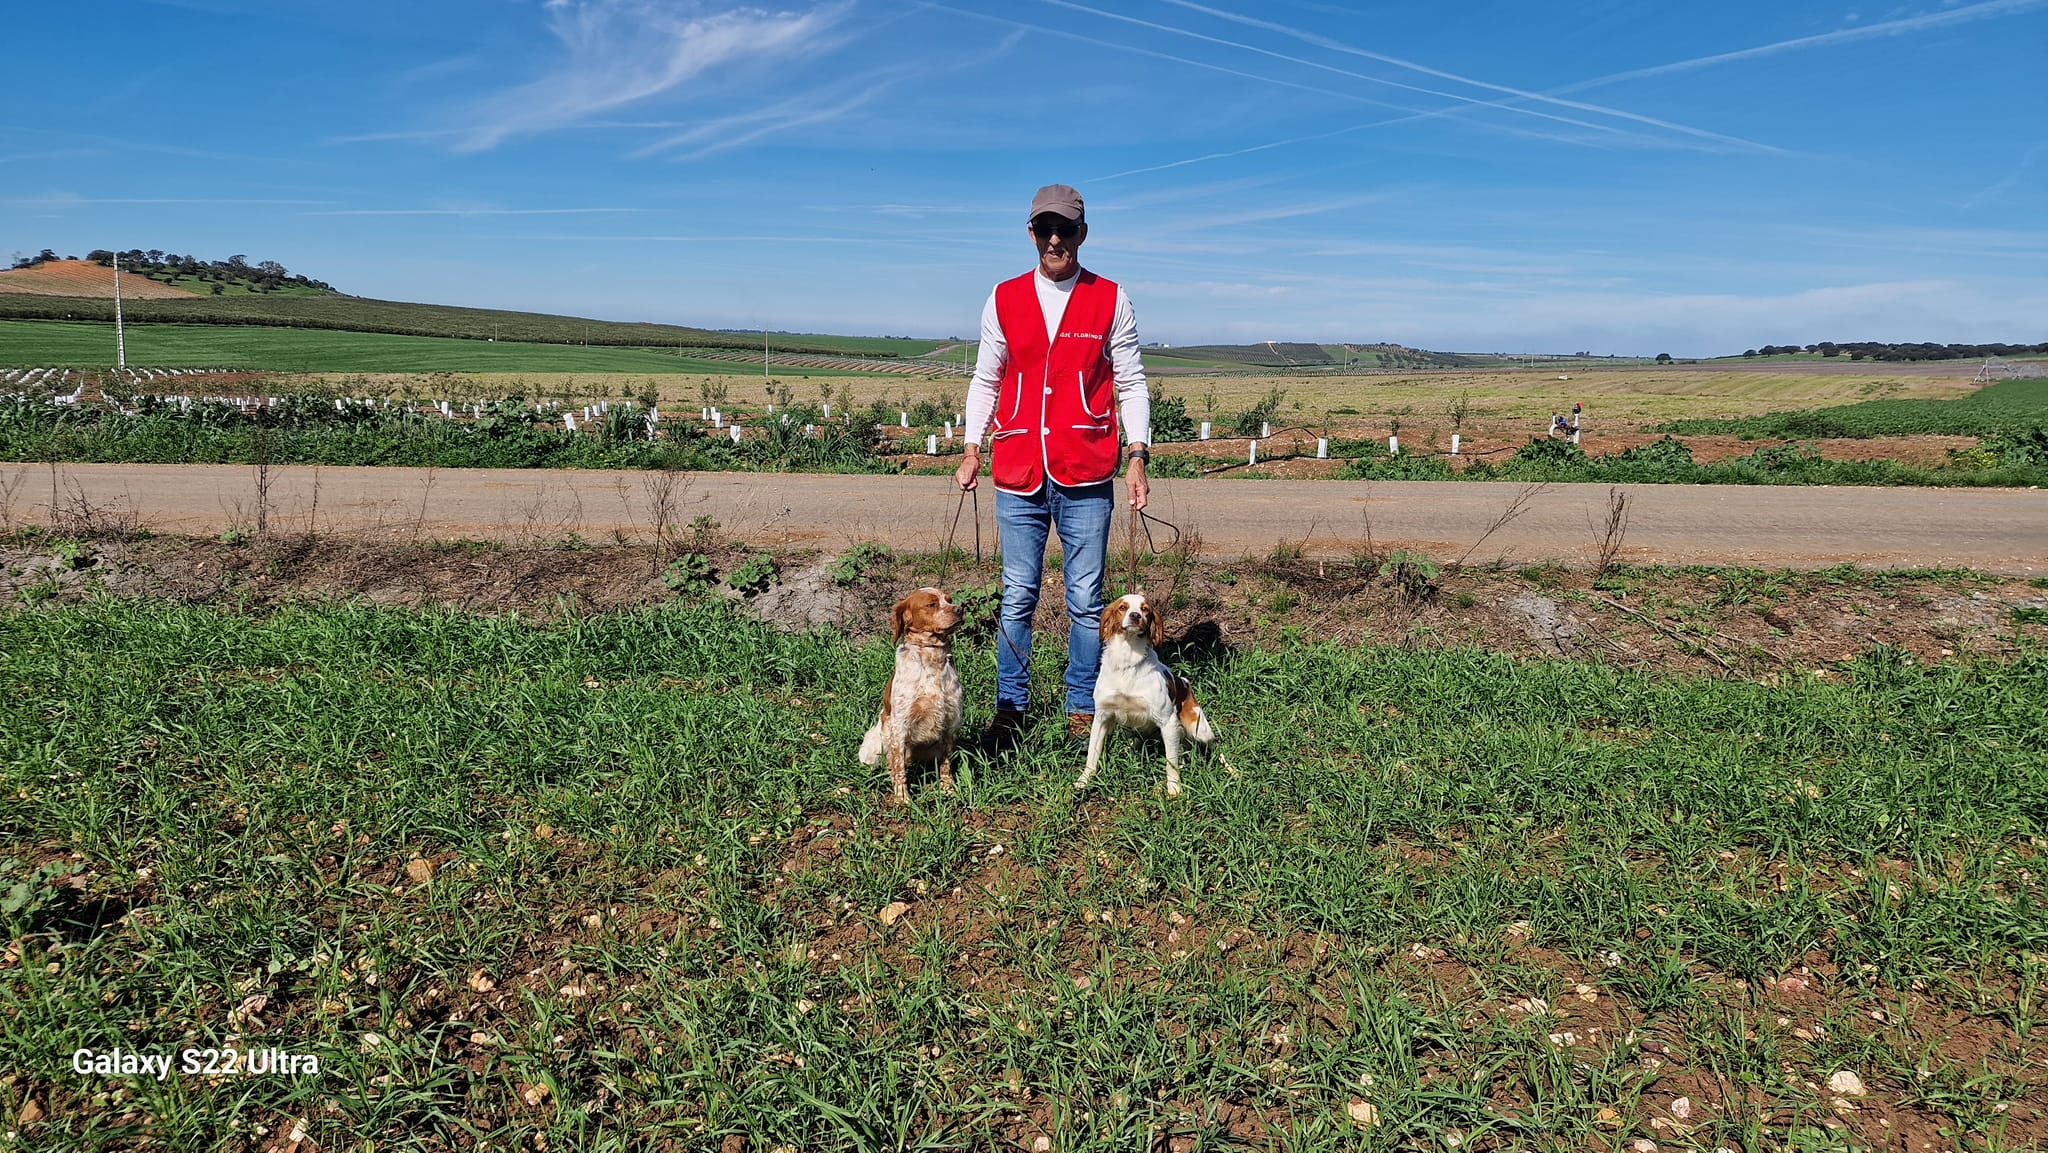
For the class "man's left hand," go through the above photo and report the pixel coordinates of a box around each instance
[1127,459,1149,511]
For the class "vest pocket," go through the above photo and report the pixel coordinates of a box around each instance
[1075,370,1110,420]
[1004,372,1024,422]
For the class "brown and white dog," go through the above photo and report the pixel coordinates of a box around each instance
[858,587,964,804]
[1077,592,1216,798]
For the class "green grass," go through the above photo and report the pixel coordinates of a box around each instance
[1140,351,1244,371]
[2,596,2042,1149]
[748,332,948,357]
[0,321,873,375]
[1657,377,2048,439]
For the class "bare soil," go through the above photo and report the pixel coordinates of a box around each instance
[0,259,194,299]
[7,530,2041,677]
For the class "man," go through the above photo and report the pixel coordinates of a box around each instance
[955,183,1150,742]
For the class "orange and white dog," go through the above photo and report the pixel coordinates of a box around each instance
[1077,592,1216,798]
[859,587,964,804]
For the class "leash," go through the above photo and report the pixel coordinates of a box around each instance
[942,483,982,576]
[1119,503,1192,610]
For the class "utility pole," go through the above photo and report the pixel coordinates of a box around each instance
[764,326,770,382]
[113,252,127,369]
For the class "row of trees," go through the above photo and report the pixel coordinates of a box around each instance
[1742,341,2048,362]
[7,248,334,294]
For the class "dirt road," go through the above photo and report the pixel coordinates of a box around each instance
[14,462,2045,575]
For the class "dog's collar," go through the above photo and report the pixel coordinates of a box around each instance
[898,635,952,650]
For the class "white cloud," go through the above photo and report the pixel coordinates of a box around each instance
[628,71,898,160]
[458,1,852,151]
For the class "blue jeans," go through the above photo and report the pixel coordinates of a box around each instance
[994,481,1114,715]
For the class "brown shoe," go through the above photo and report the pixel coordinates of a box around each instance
[1067,712,1094,738]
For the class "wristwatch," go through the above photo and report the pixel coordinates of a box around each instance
[1127,447,1150,464]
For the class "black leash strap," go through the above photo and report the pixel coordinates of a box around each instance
[943,484,982,578]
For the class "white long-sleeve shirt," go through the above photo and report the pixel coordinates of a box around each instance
[962,268,1149,449]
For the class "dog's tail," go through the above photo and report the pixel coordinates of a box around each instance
[857,723,884,765]
[1176,678,1217,745]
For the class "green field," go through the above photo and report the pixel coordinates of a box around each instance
[0,295,943,358]
[0,321,867,375]
[2,594,2042,1148]
[1659,376,2048,438]
[758,332,950,357]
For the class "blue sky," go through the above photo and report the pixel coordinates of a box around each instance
[3,0,2043,356]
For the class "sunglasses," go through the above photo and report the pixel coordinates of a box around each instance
[1031,216,1082,241]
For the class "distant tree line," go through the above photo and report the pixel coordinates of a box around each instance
[1741,341,2047,362]
[6,248,335,294]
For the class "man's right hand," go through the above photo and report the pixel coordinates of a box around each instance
[955,446,981,491]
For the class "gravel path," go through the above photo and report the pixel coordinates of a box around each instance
[16,462,2046,575]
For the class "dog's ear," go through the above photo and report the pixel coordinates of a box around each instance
[1099,600,1122,643]
[1147,601,1166,649]
[891,597,911,642]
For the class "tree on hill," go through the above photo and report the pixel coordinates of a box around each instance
[18,247,340,293]
[1655,352,1674,364]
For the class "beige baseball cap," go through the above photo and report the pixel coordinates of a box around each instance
[1028,184,1084,222]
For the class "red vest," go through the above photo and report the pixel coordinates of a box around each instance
[988,269,1121,494]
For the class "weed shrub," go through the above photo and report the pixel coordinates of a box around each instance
[1227,386,1286,437]
[1335,444,1456,480]
[0,395,898,474]
[1,599,2044,1145]
[828,542,891,586]
[1148,393,1198,443]
[727,553,779,596]
[1143,453,1206,478]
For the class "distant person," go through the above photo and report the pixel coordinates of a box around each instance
[955,184,1150,744]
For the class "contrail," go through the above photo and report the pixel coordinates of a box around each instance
[1036,0,1686,145]
[917,1,1422,112]
[1098,118,1405,182]
[1553,0,2048,94]
[1099,3,2044,186]
[1153,0,1781,152]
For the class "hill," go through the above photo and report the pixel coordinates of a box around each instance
[0,292,943,358]
[1153,341,1481,369]
[0,260,194,300]
[0,319,910,374]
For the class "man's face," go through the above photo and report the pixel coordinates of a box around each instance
[1030,213,1085,280]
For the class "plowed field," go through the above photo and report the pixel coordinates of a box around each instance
[0,259,194,299]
